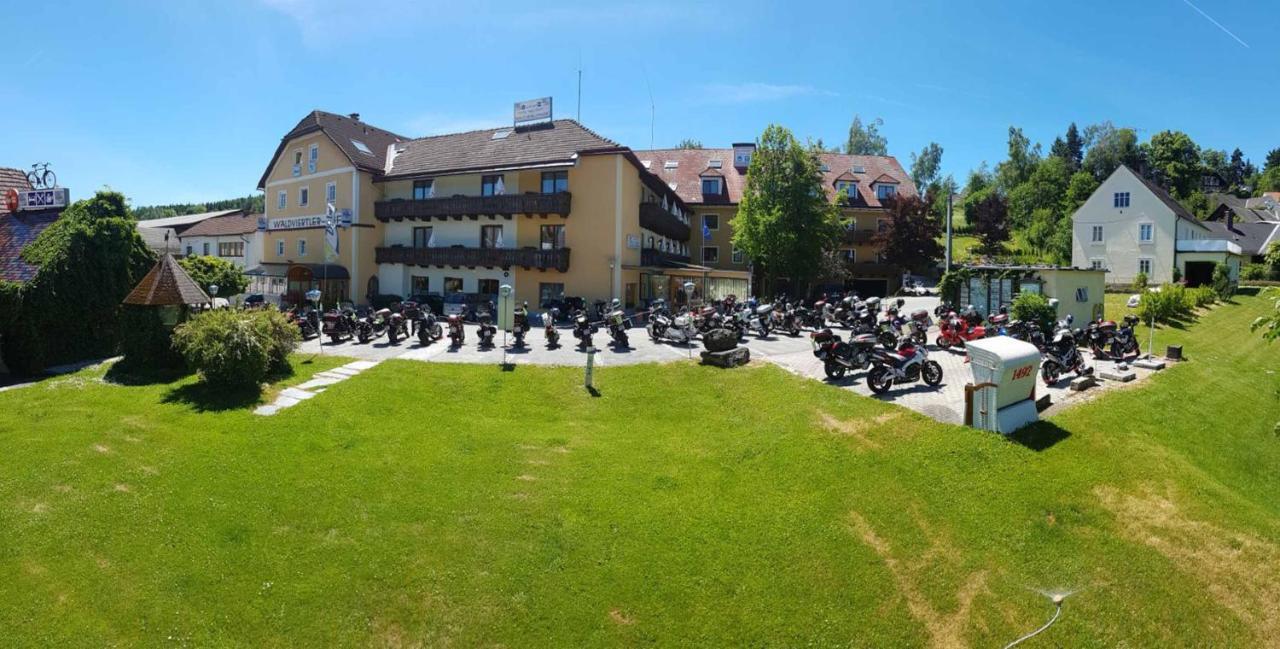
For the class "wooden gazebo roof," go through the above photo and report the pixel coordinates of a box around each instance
[123,254,211,306]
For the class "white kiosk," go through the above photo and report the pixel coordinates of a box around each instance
[965,337,1041,434]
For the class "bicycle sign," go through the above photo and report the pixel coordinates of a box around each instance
[19,187,70,211]
[27,163,57,190]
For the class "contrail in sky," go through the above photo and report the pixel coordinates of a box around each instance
[1182,0,1249,49]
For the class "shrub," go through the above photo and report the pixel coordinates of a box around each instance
[172,309,274,388]
[1137,284,1195,325]
[1010,291,1057,335]
[1172,265,1182,283]
[178,255,248,297]
[1188,286,1217,308]
[1241,263,1273,281]
[118,306,186,372]
[249,307,301,372]
[1212,262,1235,300]
[1133,271,1148,291]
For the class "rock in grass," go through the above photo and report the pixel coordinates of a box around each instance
[701,348,750,368]
[702,328,739,353]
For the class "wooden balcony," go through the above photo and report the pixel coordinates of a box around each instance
[842,228,877,245]
[639,201,691,241]
[640,248,691,267]
[375,245,571,272]
[374,192,572,221]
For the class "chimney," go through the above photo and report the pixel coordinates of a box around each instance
[1227,209,1235,232]
[348,113,360,121]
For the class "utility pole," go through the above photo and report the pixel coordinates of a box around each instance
[945,192,953,272]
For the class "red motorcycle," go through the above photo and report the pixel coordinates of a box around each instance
[934,308,988,349]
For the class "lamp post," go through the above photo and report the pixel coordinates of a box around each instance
[306,288,322,353]
[209,284,219,310]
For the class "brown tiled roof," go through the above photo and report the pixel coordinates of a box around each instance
[698,166,725,177]
[257,111,408,189]
[0,208,60,282]
[634,149,915,208]
[179,212,261,237]
[870,173,899,185]
[0,167,32,215]
[383,119,622,179]
[123,254,210,306]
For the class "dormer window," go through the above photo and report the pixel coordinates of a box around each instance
[664,161,679,170]
[733,144,754,169]
[853,165,866,174]
[836,180,858,202]
[875,184,897,200]
[701,177,722,195]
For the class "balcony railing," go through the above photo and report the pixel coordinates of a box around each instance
[842,228,877,245]
[640,248,691,267]
[375,245,571,272]
[375,192,572,221]
[639,201,691,241]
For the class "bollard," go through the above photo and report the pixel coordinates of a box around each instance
[584,346,596,390]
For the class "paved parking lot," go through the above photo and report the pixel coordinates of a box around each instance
[300,296,1155,425]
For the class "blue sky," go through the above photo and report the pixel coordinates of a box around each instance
[1,0,1272,205]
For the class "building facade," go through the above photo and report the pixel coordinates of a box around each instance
[634,146,916,297]
[1071,165,1244,287]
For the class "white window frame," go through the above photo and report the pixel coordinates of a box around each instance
[326,181,337,203]
[202,242,210,255]
[842,248,856,262]
[277,190,287,210]
[1138,258,1152,275]
[1090,225,1104,244]
[276,240,285,256]
[702,214,719,231]
[731,246,744,264]
[702,246,719,264]
[299,187,309,207]
[308,143,318,174]
[700,177,722,195]
[1138,222,1153,244]
[1113,191,1130,208]
[837,180,858,200]
[1089,258,1105,271]
[298,239,307,256]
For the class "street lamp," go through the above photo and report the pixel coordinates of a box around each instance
[208,284,219,310]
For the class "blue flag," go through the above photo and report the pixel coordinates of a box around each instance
[702,222,711,239]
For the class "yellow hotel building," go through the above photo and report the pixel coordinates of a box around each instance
[256,110,750,308]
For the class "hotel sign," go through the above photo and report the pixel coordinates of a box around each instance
[267,215,326,231]
[514,97,552,124]
[17,187,70,211]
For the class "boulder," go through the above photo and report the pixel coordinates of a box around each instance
[702,328,739,353]
[700,347,750,368]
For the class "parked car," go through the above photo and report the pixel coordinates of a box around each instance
[409,292,444,316]
[243,294,266,308]
[442,293,470,319]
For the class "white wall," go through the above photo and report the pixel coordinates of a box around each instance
[177,232,263,271]
[1072,166,1178,284]
[383,218,521,248]
[378,266,514,297]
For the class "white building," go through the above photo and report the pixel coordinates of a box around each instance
[174,212,267,298]
[1071,165,1242,287]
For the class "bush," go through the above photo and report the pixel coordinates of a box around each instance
[1241,263,1274,281]
[1212,262,1235,300]
[1188,286,1217,308]
[171,308,298,388]
[118,306,185,372]
[1138,284,1196,325]
[178,255,248,297]
[1133,271,1148,291]
[1010,291,1057,335]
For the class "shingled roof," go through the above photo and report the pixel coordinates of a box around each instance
[0,208,60,282]
[383,119,624,179]
[179,212,261,237]
[257,111,408,190]
[634,148,916,208]
[123,254,210,306]
[0,167,32,215]
[1200,220,1280,256]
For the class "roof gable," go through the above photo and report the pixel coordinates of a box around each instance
[123,254,210,306]
[257,111,407,189]
[1116,165,1209,231]
[383,120,621,179]
[178,212,260,237]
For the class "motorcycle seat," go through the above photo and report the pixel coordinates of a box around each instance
[851,333,878,345]
[812,329,838,343]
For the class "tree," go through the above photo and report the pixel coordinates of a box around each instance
[1048,122,1084,172]
[1257,167,1280,194]
[873,192,944,273]
[133,194,266,221]
[1024,207,1072,264]
[909,142,944,193]
[732,125,842,295]
[1007,157,1071,228]
[995,126,1041,192]
[1144,130,1201,198]
[1228,148,1255,190]
[966,186,1009,253]
[964,163,992,196]
[1265,148,1280,172]
[1082,121,1142,181]
[1211,262,1234,299]
[676,138,703,149]
[179,255,249,297]
[1065,171,1099,211]
[844,115,888,156]
[1201,148,1230,188]
[1181,191,1211,219]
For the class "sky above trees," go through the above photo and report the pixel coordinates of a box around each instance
[2,0,1273,205]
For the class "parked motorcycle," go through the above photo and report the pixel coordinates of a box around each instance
[382,307,408,345]
[511,301,531,348]
[356,308,388,344]
[907,308,932,346]
[572,309,597,348]
[1040,315,1092,385]
[476,306,497,349]
[446,313,465,347]
[647,299,698,345]
[321,307,358,344]
[407,302,443,345]
[935,306,988,349]
[747,302,773,338]
[605,299,630,348]
[811,328,879,380]
[1111,314,1140,359]
[775,301,803,337]
[543,309,561,348]
[291,308,320,340]
[865,340,944,394]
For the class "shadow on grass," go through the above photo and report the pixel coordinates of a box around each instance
[1008,420,1071,451]
[104,360,192,386]
[160,362,303,413]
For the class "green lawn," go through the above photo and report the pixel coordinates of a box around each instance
[2,294,1279,646]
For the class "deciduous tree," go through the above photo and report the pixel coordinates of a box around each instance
[995,127,1041,192]
[873,193,943,273]
[1082,121,1143,181]
[179,255,249,297]
[965,187,1009,253]
[909,142,944,193]
[844,115,888,156]
[1144,130,1201,198]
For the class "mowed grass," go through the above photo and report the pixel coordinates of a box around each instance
[2,295,1280,647]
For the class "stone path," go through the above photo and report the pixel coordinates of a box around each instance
[253,359,380,416]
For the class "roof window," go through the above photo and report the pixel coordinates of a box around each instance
[351,139,372,155]
[664,161,679,170]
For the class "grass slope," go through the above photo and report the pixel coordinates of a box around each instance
[2,295,1279,647]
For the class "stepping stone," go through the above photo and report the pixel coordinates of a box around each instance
[296,376,344,390]
[1098,369,1136,382]
[1133,358,1166,370]
[280,387,316,401]
[254,404,280,416]
[344,361,379,371]
[328,367,361,377]
[313,371,348,381]
[1069,375,1097,391]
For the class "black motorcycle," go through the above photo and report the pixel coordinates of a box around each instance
[405,301,443,345]
[606,305,630,348]
[476,307,497,349]
[572,309,597,348]
[811,328,879,380]
[291,308,320,340]
[356,308,387,344]
[776,302,803,337]
[446,314,465,347]
[383,307,409,345]
[511,302,531,348]
[321,307,357,344]
[1041,316,1092,385]
[543,309,561,348]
